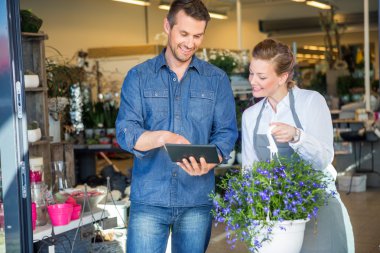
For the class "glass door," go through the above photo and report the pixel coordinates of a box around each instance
[0,0,33,251]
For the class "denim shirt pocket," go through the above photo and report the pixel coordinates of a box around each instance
[189,90,215,122]
[143,89,169,125]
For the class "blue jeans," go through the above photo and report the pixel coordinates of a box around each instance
[127,203,212,253]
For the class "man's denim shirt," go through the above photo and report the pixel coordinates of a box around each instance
[116,50,238,207]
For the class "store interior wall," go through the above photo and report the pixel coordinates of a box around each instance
[20,0,379,79]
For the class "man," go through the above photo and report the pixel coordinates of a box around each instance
[116,0,237,252]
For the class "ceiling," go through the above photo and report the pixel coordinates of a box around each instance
[201,0,379,15]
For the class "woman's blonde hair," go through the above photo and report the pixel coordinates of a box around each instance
[252,39,296,88]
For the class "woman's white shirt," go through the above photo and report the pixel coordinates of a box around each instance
[242,86,337,179]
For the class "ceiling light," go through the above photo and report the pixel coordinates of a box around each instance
[306,1,331,9]
[291,0,306,2]
[113,0,150,7]
[158,3,228,20]
[158,3,170,10]
[209,12,228,20]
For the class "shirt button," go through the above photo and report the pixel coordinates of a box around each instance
[201,93,205,97]
[154,92,158,96]
[173,78,176,82]
[172,172,177,177]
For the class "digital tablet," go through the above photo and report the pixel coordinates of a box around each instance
[164,144,220,163]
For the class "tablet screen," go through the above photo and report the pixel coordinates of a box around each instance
[164,144,220,163]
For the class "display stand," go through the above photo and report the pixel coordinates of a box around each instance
[346,132,380,194]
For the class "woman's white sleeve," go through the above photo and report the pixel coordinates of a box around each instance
[290,93,334,170]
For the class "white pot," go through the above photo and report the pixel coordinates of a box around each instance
[226,150,236,166]
[85,128,94,139]
[236,152,242,165]
[106,128,116,136]
[256,219,309,253]
[27,128,42,142]
[49,115,61,143]
[24,74,40,88]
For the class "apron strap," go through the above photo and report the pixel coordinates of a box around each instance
[253,98,268,158]
[289,89,303,130]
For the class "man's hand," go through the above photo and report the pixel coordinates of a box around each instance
[135,131,190,151]
[177,155,222,176]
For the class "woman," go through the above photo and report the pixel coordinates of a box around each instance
[241,39,354,253]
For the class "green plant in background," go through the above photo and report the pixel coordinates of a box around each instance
[234,98,252,153]
[208,50,238,76]
[308,72,327,95]
[104,103,119,129]
[93,102,105,128]
[27,121,39,130]
[20,9,43,33]
[46,61,85,98]
[210,154,336,252]
[82,102,95,129]
[336,75,363,96]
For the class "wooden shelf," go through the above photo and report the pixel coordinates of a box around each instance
[21,32,48,39]
[25,87,48,92]
[33,209,109,241]
[28,139,49,146]
[332,119,364,124]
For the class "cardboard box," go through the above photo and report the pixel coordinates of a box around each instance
[338,174,367,192]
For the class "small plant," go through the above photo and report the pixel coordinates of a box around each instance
[20,9,43,33]
[104,103,119,129]
[208,50,239,76]
[24,69,36,75]
[93,102,105,128]
[27,121,39,130]
[210,154,336,252]
[46,60,85,98]
[82,102,95,129]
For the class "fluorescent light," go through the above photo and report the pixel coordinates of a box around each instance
[158,3,228,20]
[209,12,228,20]
[158,3,170,10]
[292,0,306,2]
[306,1,331,9]
[113,0,150,6]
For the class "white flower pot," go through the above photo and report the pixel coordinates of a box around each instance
[24,74,40,88]
[49,115,61,143]
[106,128,116,136]
[236,152,242,165]
[226,150,236,166]
[85,128,94,139]
[255,219,309,253]
[27,128,42,142]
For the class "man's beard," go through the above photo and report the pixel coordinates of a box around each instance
[169,42,194,63]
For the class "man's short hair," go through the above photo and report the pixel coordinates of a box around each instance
[167,0,211,28]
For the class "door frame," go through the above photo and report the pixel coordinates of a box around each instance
[0,0,33,251]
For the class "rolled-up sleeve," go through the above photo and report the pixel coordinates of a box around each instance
[209,73,238,162]
[116,69,147,158]
[290,92,334,170]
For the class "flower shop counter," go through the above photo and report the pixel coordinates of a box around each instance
[33,209,109,241]
[73,144,132,184]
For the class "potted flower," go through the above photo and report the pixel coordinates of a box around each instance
[210,154,336,253]
[27,121,42,143]
[93,102,105,137]
[103,102,118,137]
[208,49,239,77]
[82,102,95,139]
[46,60,85,119]
[24,69,40,88]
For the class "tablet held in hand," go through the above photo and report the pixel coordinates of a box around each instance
[164,144,220,164]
